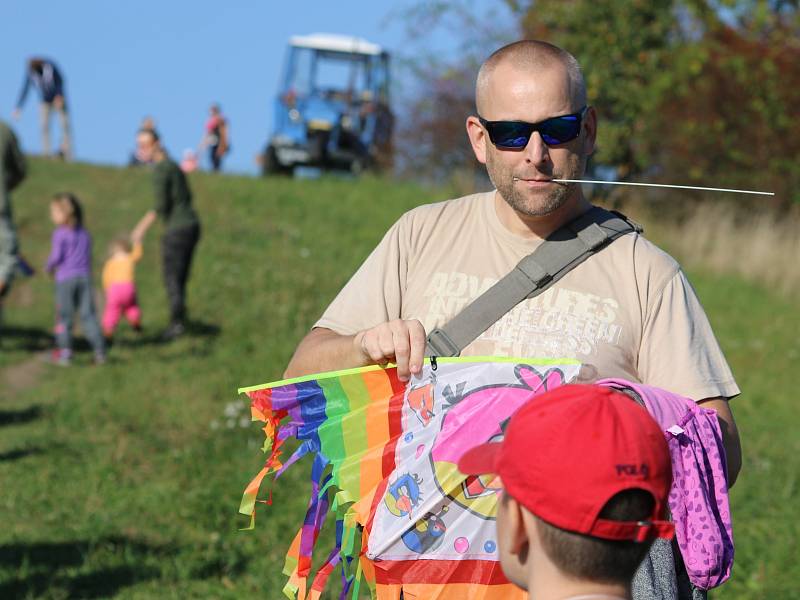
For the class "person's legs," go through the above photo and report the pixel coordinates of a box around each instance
[39,102,52,156]
[209,146,221,171]
[161,231,182,326]
[121,284,142,329]
[161,224,200,328]
[175,224,200,310]
[54,278,77,359]
[0,267,12,337]
[0,220,17,301]
[101,286,124,337]
[56,103,72,160]
[76,276,106,358]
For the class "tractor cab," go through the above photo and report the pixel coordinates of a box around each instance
[262,33,393,175]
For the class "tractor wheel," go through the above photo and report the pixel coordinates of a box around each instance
[350,156,366,176]
[262,144,292,177]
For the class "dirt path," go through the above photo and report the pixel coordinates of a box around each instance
[1,352,47,398]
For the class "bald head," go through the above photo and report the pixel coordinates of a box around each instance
[476,40,586,115]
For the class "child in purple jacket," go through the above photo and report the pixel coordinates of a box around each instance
[46,193,106,365]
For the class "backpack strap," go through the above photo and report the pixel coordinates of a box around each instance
[425,206,642,357]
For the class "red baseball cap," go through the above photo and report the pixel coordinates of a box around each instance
[458,384,674,542]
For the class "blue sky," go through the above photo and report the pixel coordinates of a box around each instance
[1,1,513,174]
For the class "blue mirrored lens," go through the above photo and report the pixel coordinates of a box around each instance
[491,122,532,147]
[502,135,530,147]
[539,116,580,145]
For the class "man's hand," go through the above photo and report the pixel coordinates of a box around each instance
[353,319,427,381]
[11,108,21,121]
[283,321,428,382]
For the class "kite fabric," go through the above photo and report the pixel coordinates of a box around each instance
[239,357,581,599]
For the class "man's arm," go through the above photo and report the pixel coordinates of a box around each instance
[637,266,742,486]
[14,74,32,115]
[697,396,741,487]
[284,319,427,382]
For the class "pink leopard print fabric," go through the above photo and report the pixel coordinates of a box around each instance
[597,379,734,590]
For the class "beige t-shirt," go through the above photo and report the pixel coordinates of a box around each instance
[317,191,739,401]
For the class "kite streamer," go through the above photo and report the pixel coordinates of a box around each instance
[239,357,581,599]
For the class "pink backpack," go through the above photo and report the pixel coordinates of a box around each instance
[597,379,734,590]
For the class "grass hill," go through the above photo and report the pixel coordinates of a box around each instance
[0,159,797,598]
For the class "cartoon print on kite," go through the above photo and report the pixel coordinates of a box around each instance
[401,505,449,553]
[430,364,568,520]
[407,382,436,427]
[461,432,504,502]
[384,473,424,518]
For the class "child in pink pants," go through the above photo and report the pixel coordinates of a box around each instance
[102,235,143,338]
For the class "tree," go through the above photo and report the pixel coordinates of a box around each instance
[517,0,677,179]
[647,13,800,205]
[396,0,800,204]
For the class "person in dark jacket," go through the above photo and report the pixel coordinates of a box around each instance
[0,121,27,325]
[133,128,201,340]
[12,57,72,159]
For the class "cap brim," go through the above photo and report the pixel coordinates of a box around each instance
[457,442,502,476]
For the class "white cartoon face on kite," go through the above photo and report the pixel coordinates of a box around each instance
[429,365,568,519]
[385,473,424,518]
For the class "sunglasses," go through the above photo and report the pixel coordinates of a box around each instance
[479,106,588,148]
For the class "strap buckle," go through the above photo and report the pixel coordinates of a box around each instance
[576,222,610,250]
[634,521,653,543]
[426,328,461,357]
[516,258,552,288]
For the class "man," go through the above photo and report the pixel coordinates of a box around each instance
[0,120,27,324]
[13,57,71,160]
[458,384,675,600]
[133,128,201,340]
[284,40,741,598]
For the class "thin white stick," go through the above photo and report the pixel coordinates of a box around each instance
[552,179,775,196]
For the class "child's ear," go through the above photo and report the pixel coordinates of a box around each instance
[505,496,530,559]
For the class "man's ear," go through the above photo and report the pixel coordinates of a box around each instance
[582,106,597,156]
[466,115,488,165]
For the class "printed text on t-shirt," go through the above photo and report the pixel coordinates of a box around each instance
[423,271,623,358]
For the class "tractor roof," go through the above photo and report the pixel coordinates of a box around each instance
[289,33,384,56]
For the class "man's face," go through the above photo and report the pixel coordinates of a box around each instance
[136,132,156,163]
[471,63,595,218]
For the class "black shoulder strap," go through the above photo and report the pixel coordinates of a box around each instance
[425,206,642,357]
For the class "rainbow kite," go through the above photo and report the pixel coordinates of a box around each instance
[239,357,581,599]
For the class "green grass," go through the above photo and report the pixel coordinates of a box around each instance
[0,159,796,598]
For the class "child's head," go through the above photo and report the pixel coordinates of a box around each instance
[50,193,83,228]
[109,235,132,256]
[458,385,673,592]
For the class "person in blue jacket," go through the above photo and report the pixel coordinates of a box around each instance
[12,57,72,160]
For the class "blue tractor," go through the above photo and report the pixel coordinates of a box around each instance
[262,34,393,176]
